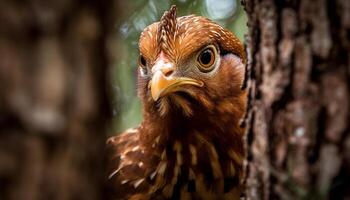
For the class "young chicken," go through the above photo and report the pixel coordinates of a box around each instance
[107,5,246,200]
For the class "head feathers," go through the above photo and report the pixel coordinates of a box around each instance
[139,6,245,64]
[157,5,177,59]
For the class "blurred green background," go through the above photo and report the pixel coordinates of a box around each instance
[112,0,247,133]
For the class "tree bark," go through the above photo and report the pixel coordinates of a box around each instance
[0,0,116,199]
[242,0,350,199]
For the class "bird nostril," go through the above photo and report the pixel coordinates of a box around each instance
[164,69,174,77]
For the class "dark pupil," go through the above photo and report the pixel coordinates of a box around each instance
[200,50,212,66]
[140,56,146,66]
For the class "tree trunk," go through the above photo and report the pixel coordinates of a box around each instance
[0,1,116,199]
[242,0,350,199]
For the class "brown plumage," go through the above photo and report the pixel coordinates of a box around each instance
[107,5,246,200]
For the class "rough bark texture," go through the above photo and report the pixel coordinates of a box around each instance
[242,0,350,199]
[0,0,116,199]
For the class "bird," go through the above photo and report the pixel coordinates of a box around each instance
[107,5,246,200]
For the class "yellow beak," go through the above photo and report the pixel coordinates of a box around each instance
[150,71,204,101]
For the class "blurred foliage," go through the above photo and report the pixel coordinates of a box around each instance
[112,0,247,133]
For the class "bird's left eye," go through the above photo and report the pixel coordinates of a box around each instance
[197,46,216,72]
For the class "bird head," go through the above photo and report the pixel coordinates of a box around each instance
[137,5,246,117]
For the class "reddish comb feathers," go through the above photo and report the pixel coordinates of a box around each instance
[157,5,177,59]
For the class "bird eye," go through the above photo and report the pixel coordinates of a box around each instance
[139,55,147,67]
[197,46,216,72]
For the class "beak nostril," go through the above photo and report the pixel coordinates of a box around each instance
[163,69,174,77]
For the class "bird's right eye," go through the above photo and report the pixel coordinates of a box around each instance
[139,55,148,76]
[139,55,147,68]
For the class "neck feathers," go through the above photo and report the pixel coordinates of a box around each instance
[140,93,246,154]
[138,94,246,198]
